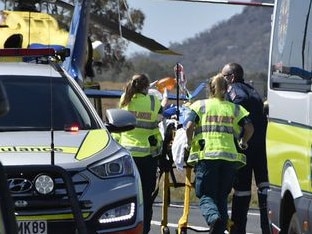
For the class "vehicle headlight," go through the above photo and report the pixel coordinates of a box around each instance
[88,154,134,179]
[99,202,135,224]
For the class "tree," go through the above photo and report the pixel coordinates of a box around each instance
[88,0,145,71]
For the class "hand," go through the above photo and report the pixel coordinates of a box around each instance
[239,139,248,150]
[184,144,191,162]
[158,157,172,172]
[163,88,168,99]
[184,143,191,152]
[149,80,158,88]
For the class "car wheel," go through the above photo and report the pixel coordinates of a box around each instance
[288,212,301,234]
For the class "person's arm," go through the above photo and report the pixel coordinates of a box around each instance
[161,88,168,108]
[239,121,254,150]
[184,110,199,148]
[185,121,195,149]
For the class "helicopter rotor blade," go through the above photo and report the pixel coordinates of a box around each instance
[55,0,181,55]
[166,0,274,7]
[92,15,182,56]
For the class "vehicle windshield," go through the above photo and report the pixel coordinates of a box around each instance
[0,75,98,131]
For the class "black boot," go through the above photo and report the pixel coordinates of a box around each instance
[258,191,270,234]
[230,194,251,234]
[210,218,223,234]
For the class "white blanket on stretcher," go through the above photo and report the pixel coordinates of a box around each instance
[171,127,188,171]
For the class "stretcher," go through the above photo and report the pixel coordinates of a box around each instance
[158,120,209,234]
[158,108,235,234]
[157,63,210,233]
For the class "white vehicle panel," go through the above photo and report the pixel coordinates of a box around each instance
[0,62,61,77]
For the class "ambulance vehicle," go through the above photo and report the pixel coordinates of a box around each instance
[266,0,312,233]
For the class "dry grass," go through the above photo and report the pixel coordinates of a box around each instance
[98,81,125,110]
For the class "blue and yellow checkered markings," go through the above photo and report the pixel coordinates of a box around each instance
[0,129,110,161]
[76,129,110,160]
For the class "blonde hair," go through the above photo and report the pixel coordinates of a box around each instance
[209,73,228,100]
[120,74,150,107]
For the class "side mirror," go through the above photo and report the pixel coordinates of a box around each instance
[105,108,136,133]
[0,82,9,117]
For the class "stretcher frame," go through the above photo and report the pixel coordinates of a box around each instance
[158,122,209,234]
[159,63,209,233]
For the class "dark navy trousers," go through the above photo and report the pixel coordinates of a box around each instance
[194,159,237,234]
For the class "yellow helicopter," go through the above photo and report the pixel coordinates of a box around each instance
[0,9,68,49]
[0,1,180,52]
[0,0,181,79]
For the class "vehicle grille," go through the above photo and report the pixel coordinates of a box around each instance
[4,165,89,212]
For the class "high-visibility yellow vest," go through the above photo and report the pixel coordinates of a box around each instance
[119,93,162,157]
[187,98,249,168]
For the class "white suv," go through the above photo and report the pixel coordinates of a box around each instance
[0,48,143,234]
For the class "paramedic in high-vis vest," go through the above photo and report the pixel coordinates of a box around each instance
[117,73,167,234]
[184,73,254,234]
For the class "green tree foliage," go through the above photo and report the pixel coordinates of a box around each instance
[88,0,145,72]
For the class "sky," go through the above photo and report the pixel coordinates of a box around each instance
[126,0,245,57]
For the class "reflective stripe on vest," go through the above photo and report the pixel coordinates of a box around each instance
[234,103,240,117]
[134,95,158,129]
[198,100,240,117]
[188,152,200,162]
[150,94,155,111]
[194,101,239,136]
[195,125,234,135]
[136,120,159,129]
[203,151,246,163]
[187,152,246,166]
[125,145,160,157]
[188,99,245,165]
[121,94,162,157]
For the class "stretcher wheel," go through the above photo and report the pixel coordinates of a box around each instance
[175,227,187,234]
[162,226,170,234]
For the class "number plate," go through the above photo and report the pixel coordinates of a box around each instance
[18,221,47,234]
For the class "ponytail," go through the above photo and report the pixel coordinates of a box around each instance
[120,74,150,107]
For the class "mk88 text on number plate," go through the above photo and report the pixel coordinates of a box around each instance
[18,221,47,234]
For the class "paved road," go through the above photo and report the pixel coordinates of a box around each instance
[150,202,262,234]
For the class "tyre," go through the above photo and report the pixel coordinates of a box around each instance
[162,226,170,234]
[288,212,301,234]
